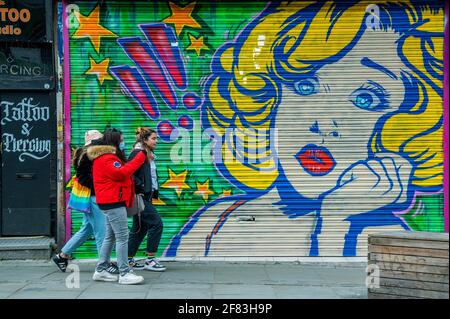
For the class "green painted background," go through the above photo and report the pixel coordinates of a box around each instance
[66,1,445,259]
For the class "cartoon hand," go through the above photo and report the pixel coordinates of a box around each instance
[317,153,413,255]
[323,152,413,216]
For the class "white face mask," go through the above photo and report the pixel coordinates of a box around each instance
[119,141,125,151]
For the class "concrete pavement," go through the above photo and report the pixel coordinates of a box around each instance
[0,260,368,299]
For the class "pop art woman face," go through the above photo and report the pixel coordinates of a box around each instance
[275,28,406,199]
[204,1,442,199]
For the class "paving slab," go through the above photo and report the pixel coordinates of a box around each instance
[0,283,28,298]
[273,285,339,299]
[332,287,368,299]
[318,267,367,286]
[8,289,83,299]
[0,268,56,283]
[0,260,368,299]
[77,291,147,299]
[214,266,270,284]
[157,267,215,284]
[212,284,276,299]
[146,283,213,299]
[85,281,149,293]
[264,266,327,285]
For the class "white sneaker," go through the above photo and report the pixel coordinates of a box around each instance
[118,271,144,285]
[92,270,119,282]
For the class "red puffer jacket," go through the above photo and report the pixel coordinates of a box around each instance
[87,145,146,207]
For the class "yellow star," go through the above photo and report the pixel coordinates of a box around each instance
[162,2,201,37]
[186,33,209,56]
[85,57,113,86]
[72,5,117,53]
[220,189,232,197]
[161,169,190,198]
[194,179,214,202]
[152,197,167,206]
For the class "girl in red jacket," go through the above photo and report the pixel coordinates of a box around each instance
[87,128,146,285]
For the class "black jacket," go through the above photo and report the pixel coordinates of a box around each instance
[128,149,159,201]
[72,139,103,195]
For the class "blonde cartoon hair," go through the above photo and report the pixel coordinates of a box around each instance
[204,0,443,192]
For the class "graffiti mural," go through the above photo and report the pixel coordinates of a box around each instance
[65,1,446,258]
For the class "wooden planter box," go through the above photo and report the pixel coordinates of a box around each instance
[368,231,449,299]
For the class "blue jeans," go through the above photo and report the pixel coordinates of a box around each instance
[96,207,131,276]
[62,196,106,256]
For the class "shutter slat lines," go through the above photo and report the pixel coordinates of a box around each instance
[66,1,446,259]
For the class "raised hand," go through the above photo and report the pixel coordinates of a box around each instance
[317,153,413,255]
[322,152,413,215]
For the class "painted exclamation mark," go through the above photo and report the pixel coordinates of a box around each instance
[110,65,160,120]
[118,37,178,109]
[140,23,187,91]
[113,23,203,142]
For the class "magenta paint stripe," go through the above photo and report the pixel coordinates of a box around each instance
[63,0,72,241]
[444,1,449,233]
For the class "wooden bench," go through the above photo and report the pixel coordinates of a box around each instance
[367,231,449,299]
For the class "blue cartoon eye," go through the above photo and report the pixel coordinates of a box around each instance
[349,86,389,112]
[294,78,319,96]
[355,92,374,108]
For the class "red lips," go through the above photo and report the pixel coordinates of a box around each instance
[296,144,336,176]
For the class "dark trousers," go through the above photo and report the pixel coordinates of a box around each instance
[128,199,163,257]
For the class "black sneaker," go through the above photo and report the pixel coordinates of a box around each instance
[52,253,69,272]
[105,262,119,275]
[128,258,145,271]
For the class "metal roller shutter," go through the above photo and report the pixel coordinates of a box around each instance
[64,0,446,259]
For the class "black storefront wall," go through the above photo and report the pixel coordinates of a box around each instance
[0,92,55,235]
[0,0,55,236]
[0,0,52,42]
[0,42,55,90]
[1,0,55,91]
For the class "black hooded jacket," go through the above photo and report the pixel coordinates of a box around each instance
[128,147,159,201]
[72,139,103,195]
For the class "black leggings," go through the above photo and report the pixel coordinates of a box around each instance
[128,200,163,257]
